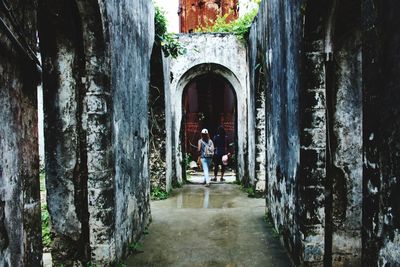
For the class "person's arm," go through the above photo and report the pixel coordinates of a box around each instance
[198,140,201,154]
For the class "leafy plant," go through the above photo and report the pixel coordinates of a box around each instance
[151,186,169,200]
[128,241,143,253]
[246,187,255,197]
[144,227,150,235]
[264,214,280,238]
[154,5,186,58]
[183,153,193,170]
[195,2,260,40]
[41,204,51,249]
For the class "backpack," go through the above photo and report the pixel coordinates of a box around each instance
[201,140,214,158]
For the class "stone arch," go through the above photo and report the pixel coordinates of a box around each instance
[167,63,247,191]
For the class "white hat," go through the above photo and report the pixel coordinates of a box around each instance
[201,129,208,134]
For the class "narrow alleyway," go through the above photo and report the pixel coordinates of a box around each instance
[126,184,293,267]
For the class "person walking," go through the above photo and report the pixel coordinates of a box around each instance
[198,128,214,187]
[212,126,227,182]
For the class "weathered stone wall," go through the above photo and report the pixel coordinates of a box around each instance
[362,1,400,266]
[168,33,249,190]
[249,0,363,265]
[248,0,304,263]
[329,1,363,265]
[0,1,42,266]
[250,0,399,266]
[39,0,154,265]
[299,2,327,264]
[39,1,91,264]
[266,0,303,262]
[107,1,154,262]
[248,6,267,193]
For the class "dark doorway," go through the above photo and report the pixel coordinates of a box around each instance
[182,74,237,166]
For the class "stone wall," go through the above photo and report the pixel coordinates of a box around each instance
[249,0,306,261]
[39,0,154,265]
[300,1,327,264]
[329,1,363,265]
[249,0,400,266]
[362,1,400,266]
[265,0,303,262]
[0,1,42,266]
[107,0,154,262]
[247,4,267,193]
[39,1,91,264]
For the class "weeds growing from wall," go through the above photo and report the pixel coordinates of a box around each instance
[154,5,186,58]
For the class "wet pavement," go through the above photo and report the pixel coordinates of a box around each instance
[126,184,293,267]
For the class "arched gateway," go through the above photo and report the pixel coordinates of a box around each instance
[165,33,251,191]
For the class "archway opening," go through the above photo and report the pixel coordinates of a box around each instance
[181,73,237,183]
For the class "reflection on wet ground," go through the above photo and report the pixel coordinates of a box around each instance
[171,186,238,209]
[126,184,293,267]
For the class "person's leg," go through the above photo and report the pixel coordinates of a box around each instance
[220,162,226,182]
[213,156,218,181]
[201,158,210,185]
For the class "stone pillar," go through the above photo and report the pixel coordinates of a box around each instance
[39,1,90,264]
[300,51,326,266]
[39,0,155,265]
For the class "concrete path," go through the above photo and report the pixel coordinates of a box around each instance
[126,184,293,267]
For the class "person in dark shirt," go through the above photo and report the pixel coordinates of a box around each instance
[212,126,227,182]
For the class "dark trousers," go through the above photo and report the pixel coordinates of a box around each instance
[213,154,225,176]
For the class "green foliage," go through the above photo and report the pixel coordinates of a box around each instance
[41,203,51,249]
[151,186,169,200]
[144,227,150,235]
[232,179,242,185]
[183,153,193,170]
[246,187,255,197]
[128,241,143,253]
[154,5,186,58]
[195,4,260,40]
[264,213,280,238]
